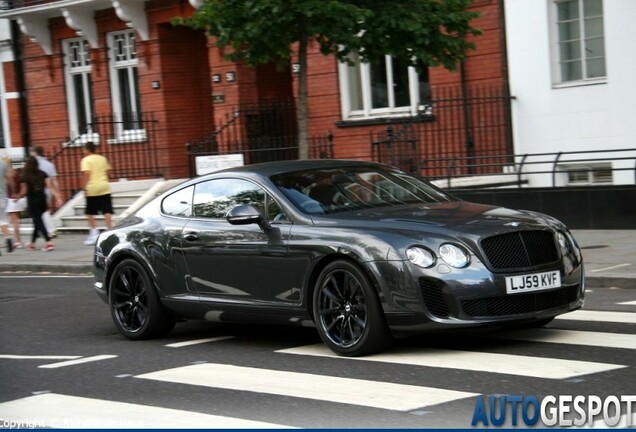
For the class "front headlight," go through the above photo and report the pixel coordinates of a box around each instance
[559,230,582,261]
[406,246,436,268]
[439,243,470,268]
[557,232,567,249]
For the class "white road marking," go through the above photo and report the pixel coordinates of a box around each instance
[556,310,636,324]
[0,355,80,360]
[277,345,626,380]
[617,300,636,306]
[165,336,234,348]
[0,393,293,429]
[136,363,478,411]
[588,263,631,273]
[493,328,636,350]
[39,355,118,369]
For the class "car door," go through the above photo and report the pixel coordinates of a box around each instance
[157,184,198,297]
[181,177,299,306]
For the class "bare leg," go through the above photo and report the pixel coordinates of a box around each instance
[9,212,21,243]
[87,214,96,229]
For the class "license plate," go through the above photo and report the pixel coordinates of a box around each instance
[505,271,561,294]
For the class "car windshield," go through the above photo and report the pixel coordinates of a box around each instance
[271,165,455,215]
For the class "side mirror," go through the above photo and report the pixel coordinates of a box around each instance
[226,204,271,230]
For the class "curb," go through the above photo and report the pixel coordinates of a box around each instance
[586,276,636,290]
[0,264,93,275]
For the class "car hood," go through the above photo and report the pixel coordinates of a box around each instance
[311,200,559,236]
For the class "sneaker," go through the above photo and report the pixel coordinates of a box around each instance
[83,228,99,246]
[26,243,36,251]
[42,243,54,252]
[13,242,23,249]
[83,235,97,246]
[6,238,13,253]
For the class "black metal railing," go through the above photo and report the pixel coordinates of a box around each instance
[186,99,334,177]
[370,84,514,178]
[51,113,160,200]
[430,148,636,189]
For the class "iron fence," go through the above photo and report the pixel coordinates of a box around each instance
[370,84,513,178]
[431,148,636,189]
[186,99,334,177]
[50,113,160,200]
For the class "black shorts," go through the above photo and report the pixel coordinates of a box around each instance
[85,194,113,215]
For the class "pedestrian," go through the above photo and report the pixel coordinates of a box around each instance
[17,156,60,251]
[80,142,112,245]
[0,153,13,254]
[31,146,61,238]
[6,164,25,250]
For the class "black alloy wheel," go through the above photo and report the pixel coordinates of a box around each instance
[108,258,175,340]
[313,260,392,356]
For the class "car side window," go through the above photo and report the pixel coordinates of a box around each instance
[267,196,288,222]
[161,185,194,217]
[193,178,266,219]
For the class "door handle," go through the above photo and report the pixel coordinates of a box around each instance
[183,232,199,242]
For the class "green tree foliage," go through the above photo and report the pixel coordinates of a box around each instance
[177,0,481,159]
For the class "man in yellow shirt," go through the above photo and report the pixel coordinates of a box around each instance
[80,142,112,245]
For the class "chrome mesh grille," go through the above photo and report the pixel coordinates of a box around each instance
[480,230,559,271]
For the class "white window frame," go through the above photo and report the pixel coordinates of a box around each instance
[107,30,145,143]
[560,163,613,185]
[62,38,98,145]
[338,53,429,121]
[550,0,607,87]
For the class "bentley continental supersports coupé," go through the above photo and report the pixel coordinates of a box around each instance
[93,160,584,356]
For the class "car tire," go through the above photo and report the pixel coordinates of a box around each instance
[313,260,392,356]
[108,258,175,340]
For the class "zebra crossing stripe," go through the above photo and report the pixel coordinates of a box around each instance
[38,355,118,369]
[0,393,294,429]
[556,310,636,324]
[136,363,478,411]
[617,300,636,306]
[276,345,626,380]
[492,328,636,350]
[165,336,234,348]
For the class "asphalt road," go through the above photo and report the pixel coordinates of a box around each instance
[0,276,634,429]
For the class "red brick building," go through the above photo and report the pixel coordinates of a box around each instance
[0,0,510,199]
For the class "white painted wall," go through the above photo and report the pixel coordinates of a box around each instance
[504,0,636,186]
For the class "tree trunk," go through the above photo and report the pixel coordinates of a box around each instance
[297,29,309,160]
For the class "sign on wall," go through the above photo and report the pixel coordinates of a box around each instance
[195,153,244,175]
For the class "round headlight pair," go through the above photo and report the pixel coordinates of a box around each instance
[406,244,470,268]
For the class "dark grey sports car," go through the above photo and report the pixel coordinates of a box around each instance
[93,160,584,356]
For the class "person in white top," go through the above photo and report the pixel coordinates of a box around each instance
[30,146,61,237]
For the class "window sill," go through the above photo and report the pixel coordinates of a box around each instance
[107,130,147,145]
[63,133,100,147]
[552,78,607,90]
[336,113,434,129]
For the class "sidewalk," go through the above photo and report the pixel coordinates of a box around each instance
[0,230,635,288]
